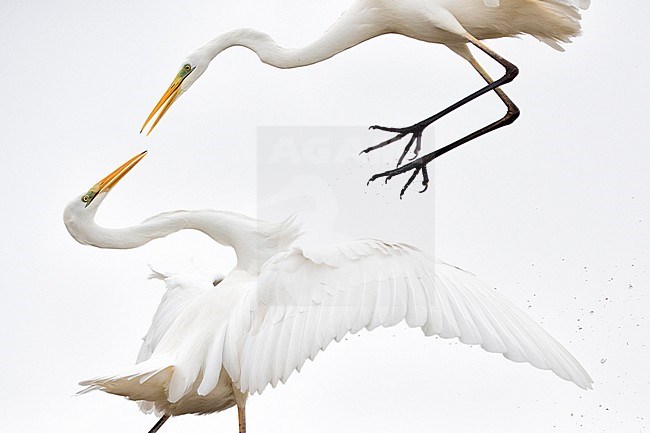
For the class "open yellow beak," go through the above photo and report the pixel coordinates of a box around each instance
[140,76,183,136]
[95,151,148,195]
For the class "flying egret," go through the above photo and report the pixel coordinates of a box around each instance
[140,0,590,196]
[64,152,592,433]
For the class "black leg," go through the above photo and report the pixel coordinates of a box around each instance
[147,415,170,433]
[362,34,520,186]
[368,104,520,198]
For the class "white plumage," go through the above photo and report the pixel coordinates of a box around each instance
[66,153,592,432]
[79,239,592,408]
[231,239,593,394]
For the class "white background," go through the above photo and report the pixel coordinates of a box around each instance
[1,1,648,432]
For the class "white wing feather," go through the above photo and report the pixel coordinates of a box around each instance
[134,267,217,413]
[223,240,592,395]
[137,267,217,363]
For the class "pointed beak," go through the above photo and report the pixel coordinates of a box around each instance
[95,151,148,195]
[82,151,148,208]
[140,76,183,136]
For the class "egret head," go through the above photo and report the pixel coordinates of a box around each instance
[64,151,148,241]
[140,54,209,135]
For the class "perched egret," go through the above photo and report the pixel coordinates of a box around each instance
[141,0,590,196]
[64,152,591,433]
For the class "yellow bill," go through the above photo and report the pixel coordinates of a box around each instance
[83,151,148,207]
[140,77,183,136]
[140,63,194,136]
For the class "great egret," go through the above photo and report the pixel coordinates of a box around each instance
[140,0,590,196]
[65,152,592,433]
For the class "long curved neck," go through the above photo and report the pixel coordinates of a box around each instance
[65,206,299,274]
[202,5,388,68]
[71,210,216,249]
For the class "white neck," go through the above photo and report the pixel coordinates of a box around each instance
[64,203,299,274]
[201,7,388,69]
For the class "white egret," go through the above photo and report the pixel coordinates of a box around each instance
[64,152,592,433]
[141,0,590,196]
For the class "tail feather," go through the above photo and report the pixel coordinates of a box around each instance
[534,0,589,50]
[78,361,174,403]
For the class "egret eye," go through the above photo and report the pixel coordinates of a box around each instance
[179,64,192,78]
[82,190,97,206]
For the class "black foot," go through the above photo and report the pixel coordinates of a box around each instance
[360,124,426,167]
[367,156,431,199]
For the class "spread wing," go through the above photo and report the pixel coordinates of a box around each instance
[223,240,592,395]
